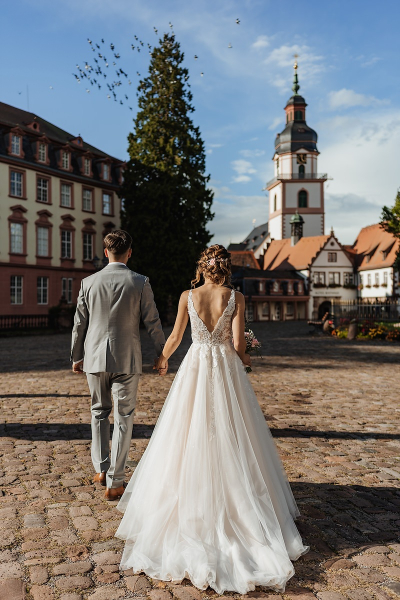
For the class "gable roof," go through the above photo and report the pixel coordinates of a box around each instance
[263,235,330,271]
[228,222,269,254]
[352,223,399,270]
[230,250,261,269]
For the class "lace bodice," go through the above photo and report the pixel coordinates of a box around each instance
[188,289,236,346]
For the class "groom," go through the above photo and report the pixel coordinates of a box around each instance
[70,229,166,500]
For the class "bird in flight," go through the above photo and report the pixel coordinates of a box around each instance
[236,18,240,24]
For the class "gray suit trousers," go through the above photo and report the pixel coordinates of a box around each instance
[86,372,140,489]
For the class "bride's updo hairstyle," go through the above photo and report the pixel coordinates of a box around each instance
[191,244,232,288]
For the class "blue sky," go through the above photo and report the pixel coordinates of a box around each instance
[1,0,399,246]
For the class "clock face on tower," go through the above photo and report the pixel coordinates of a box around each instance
[297,153,307,165]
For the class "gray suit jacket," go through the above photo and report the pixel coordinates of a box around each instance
[70,263,165,374]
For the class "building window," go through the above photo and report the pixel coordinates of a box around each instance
[367,274,371,286]
[37,227,49,257]
[37,178,49,203]
[288,281,293,293]
[10,171,23,197]
[61,183,72,208]
[314,272,325,285]
[10,276,23,305]
[384,272,388,285]
[61,230,72,258]
[294,110,303,120]
[298,164,305,178]
[328,252,337,263]
[273,195,277,212]
[360,275,363,286]
[102,192,112,215]
[103,163,110,180]
[82,189,93,211]
[276,159,279,176]
[298,190,308,208]
[344,272,353,285]
[83,233,93,260]
[375,273,379,286]
[84,158,91,176]
[62,151,70,170]
[62,278,73,304]
[298,281,303,294]
[10,222,23,253]
[121,198,125,211]
[11,134,21,155]
[37,277,48,305]
[286,302,294,317]
[262,302,269,317]
[258,281,264,293]
[273,281,279,293]
[329,272,340,285]
[38,142,47,162]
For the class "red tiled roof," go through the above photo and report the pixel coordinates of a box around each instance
[352,223,399,271]
[230,250,261,269]
[263,235,330,270]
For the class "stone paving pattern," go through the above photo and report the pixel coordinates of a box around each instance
[0,322,400,600]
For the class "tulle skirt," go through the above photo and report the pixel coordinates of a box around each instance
[115,342,309,594]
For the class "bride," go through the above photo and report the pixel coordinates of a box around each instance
[115,244,308,594]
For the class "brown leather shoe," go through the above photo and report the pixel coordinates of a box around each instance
[93,472,107,486]
[104,484,126,501]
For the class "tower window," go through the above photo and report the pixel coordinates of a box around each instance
[298,165,305,178]
[273,195,277,212]
[298,190,308,208]
[294,110,303,120]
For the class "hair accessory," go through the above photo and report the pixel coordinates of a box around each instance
[208,258,216,266]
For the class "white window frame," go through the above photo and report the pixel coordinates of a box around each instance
[61,183,72,208]
[10,222,23,254]
[37,277,48,305]
[11,134,21,155]
[84,158,91,176]
[82,188,92,211]
[384,272,388,285]
[375,273,379,286]
[10,170,23,197]
[62,277,73,303]
[367,274,372,286]
[37,227,49,257]
[38,142,47,162]
[37,177,49,203]
[61,230,72,259]
[83,233,93,261]
[102,192,112,215]
[62,151,70,170]
[314,271,325,285]
[328,252,337,263]
[11,275,23,305]
[329,272,340,285]
[103,163,110,180]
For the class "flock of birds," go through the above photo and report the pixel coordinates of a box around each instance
[71,19,241,110]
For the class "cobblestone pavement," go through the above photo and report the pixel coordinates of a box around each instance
[1,322,400,600]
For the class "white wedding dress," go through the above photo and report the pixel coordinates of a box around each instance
[115,289,308,594]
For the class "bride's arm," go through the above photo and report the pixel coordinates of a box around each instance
[155,291,189,374]
[232,292,251,368]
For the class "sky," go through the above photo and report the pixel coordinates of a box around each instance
[1,0,399,247]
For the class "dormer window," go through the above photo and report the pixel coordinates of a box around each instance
[62,151,70,170]
[84,158,91,176]
[38,142,47,163]
[11,134,21,156]
[103,163,110,181]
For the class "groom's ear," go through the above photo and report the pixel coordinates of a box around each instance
[104,248,109,258]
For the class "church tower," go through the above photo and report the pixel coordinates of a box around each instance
[266,60,327,240]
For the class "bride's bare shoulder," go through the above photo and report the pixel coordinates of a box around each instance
[180,290,191,301]
[234,290,245,303]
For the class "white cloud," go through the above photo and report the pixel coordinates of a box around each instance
[252,35,270,50]
[233,175,252,183]
[268,116,283,131]
[328,88,389,110]
[231,158,257,183]
[263,44,324,93]
[240,149,265,158]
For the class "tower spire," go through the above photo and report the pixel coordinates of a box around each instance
[292,54,300,96]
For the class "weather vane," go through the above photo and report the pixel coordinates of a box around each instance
[293,53,299,70]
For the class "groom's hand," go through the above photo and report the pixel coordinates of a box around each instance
[72,360,84,374]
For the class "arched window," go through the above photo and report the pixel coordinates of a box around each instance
[298,164,305,178]
[294,110,303,121]
[298,190,308,208]
[273,195,277,212]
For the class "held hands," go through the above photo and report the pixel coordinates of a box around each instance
[72,360,84,374]
[154,354,168,376]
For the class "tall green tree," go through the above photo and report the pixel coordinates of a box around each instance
[380,189,400,269]
[121,32,214,320]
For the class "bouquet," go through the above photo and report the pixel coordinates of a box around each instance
[244,322,262,373]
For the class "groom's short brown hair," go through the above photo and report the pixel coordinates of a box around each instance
[104,229,132,256]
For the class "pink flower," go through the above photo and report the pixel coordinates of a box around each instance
[208,258,216,266]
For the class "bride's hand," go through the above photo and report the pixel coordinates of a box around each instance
[242,353,251,368]
[154,354,168,376]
